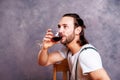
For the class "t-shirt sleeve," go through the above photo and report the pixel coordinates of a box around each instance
[79,49,103,74]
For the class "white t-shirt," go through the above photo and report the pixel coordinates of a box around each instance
[58,44,103,80]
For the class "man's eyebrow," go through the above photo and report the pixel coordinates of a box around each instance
[57,24,67,27]
[62,24,67,26]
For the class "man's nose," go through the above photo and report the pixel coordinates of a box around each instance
[58,28,64,36]
[58,27,64,33]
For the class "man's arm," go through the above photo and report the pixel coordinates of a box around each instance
[38,47,64,66]
[37,29,64,66]
[89,68,111,80]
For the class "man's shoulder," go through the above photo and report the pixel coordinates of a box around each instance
[79,44,99,57]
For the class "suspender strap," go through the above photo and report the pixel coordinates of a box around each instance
[75,47,97,80]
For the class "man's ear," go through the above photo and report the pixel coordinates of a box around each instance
[75,27,82,35]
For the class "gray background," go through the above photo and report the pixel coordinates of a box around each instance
[0,0,120,80]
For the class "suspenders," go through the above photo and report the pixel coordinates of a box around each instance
[67,47,97,80]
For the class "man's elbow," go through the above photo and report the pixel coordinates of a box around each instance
[38,60,50,66]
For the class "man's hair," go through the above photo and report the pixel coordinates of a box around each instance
[63,13,88,46]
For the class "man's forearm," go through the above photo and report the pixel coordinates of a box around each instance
[38,47,49,66]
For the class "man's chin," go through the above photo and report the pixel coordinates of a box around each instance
[60,40,65,44]
[60,40,67,45]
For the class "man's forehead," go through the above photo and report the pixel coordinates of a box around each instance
[58,16,74,25]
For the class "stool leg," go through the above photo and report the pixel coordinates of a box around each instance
[53,65,57,80]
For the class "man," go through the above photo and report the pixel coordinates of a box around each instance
[38,13,110,80]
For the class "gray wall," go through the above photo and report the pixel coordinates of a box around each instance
[0,0,120,80]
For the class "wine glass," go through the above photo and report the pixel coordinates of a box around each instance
[51,30,62,42]
[36,29,62,48]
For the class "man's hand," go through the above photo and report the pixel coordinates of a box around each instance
[42,29,57,49]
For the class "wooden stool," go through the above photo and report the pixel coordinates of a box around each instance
[53,59,70,80]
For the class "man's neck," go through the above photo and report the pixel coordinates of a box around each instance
[66,42,82,55]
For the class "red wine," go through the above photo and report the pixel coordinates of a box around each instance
[52,36,62,42]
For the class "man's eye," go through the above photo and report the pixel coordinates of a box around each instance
[58,25,60,28]
[63,25,67,28]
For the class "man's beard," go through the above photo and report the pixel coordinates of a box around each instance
[60,32,75,45]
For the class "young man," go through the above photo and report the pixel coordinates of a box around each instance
[38,13,110,80]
